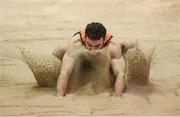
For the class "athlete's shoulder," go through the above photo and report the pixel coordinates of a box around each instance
[109,38,120,45]
[68,35,82,49]
[108,38,122,59]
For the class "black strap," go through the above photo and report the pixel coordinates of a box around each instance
[73,31,80,37]
[73,31,85,45]
[104,35,113,46]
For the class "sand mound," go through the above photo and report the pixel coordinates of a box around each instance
[19,47,61,87]
[124,47,155,86]
[68,47,114,95]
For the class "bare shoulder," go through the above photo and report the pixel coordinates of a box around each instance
[108,38,122,59]
[110,38,120,44]
[65,36,83,57]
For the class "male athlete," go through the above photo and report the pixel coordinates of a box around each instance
[53,22,135,96]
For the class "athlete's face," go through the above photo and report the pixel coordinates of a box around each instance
[85,37,104,51]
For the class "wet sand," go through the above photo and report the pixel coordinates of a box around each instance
[0,0,180,115]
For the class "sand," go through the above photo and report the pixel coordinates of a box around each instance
[0,0,180,116]
[19,47,61,87]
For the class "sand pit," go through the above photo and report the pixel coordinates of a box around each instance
[0,0,180,115]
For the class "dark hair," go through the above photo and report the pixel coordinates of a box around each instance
[85,22,106,40]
